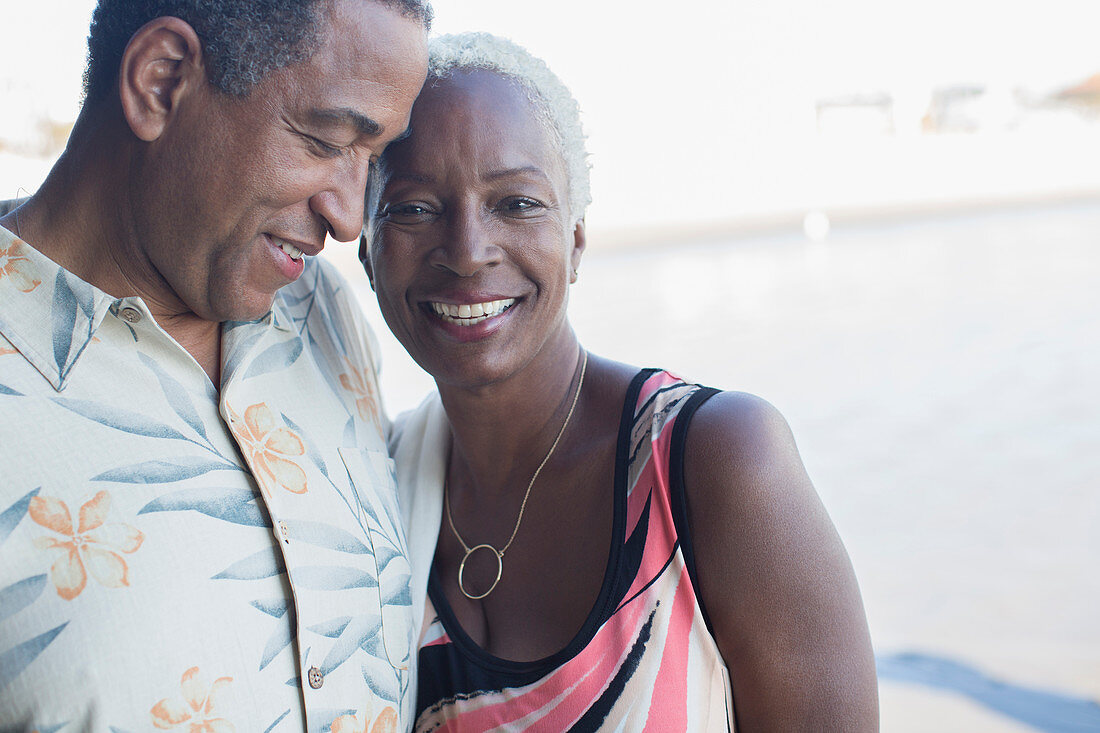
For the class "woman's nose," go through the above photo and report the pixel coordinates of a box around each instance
[429,207,503,276]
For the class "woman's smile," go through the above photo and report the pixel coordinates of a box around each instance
[426,297,517,324]
[417,293,521,343]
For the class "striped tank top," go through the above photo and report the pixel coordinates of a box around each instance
[413,370,735,731]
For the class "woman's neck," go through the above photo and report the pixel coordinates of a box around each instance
[437,337,585,498]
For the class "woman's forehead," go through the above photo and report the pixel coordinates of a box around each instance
[391,70,566,181]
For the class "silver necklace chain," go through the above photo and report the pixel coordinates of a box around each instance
[445,349,589,600]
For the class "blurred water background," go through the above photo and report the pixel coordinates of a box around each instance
[3,1,1099,729]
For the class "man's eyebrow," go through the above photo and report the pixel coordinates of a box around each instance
[309,107,383,136]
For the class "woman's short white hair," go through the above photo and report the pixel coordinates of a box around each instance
[371,31,591,224]
[425,33,590,218]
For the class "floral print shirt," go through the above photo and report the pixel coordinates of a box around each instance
[0,225,413,733]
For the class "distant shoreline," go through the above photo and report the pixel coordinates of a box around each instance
[588,187,1100,252]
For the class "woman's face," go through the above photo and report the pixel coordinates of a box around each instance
[367,70,584,389]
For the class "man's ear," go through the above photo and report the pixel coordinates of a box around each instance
[569,218,586,284]
[360,233,376,291]
[118,17,205,142]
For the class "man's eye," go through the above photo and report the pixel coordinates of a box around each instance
[309,137,344,157]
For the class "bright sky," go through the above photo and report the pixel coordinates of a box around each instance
[2,0,1098,229]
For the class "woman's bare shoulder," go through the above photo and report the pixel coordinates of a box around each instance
[682,389,879,729]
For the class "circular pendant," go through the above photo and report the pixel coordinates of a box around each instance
[457,543,504,600]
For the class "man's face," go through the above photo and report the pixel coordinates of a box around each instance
[132,0,428,323]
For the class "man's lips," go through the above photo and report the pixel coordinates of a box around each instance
[266,234,323,260]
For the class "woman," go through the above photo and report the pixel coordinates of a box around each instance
[363,33,877,731]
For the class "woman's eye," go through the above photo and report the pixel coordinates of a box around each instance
[501,197,545,216]
[383,203,434,221]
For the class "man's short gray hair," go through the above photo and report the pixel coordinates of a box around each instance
[83,0,433,101]
[370,31,591,227]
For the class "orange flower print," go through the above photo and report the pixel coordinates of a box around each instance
[339,362,381,427]
[228,403,308,494]
[0,239,41,293]
[150,667,235,732]
[332,704,398,733]
[0,334,16,356]
[30,490,144,600]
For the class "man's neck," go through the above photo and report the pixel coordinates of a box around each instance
[14,110,225,388]
[162,313,223,386]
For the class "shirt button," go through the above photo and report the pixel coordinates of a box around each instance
[119,306,142,324]
[307,666,324,689]
[278,520,290,544]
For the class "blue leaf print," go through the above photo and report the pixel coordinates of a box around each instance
[110,728,138,733]
[291,566,378,591]
[51,397,193,442]
[263,710,291,733]
[259,619,294,671]
[23,725,70,733]
[341,416,356,449]
[0,488,40,546]
[381,577,412,607]
[360,655,399,703]
[251,598,291,618]
[360,632,386,660]
[320,615,380,675]
[0,622,68,692]
[304,330,352,421]
[282,414,329,481]
[282,520,369,554]
[137,352,209,441]
[75,279,97,322]
[372,543,402,573]
[93,457,236,484]
[307,617,352,639]
[309,709,356,733]
[213,550,286,580]
[242,337,303,380]
[51,270,78,375]
[221,327,266,379]
[0,383,22,396]
[0,575,47,622]
[279,289,313,308]
[317,269,349,357]
[140,486,268,527]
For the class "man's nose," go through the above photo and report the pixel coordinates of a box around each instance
[310,158,370,243]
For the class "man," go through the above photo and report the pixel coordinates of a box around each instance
[0,1,429,730]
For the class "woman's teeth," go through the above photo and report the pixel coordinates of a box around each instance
[430,298,515,325]
[274,238,303,260]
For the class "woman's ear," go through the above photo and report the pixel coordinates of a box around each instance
[569,218,586,283]
[118,17,205,142]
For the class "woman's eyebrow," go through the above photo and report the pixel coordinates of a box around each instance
[484,166,550,182]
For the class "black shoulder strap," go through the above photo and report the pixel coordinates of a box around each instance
[667,385,721,636]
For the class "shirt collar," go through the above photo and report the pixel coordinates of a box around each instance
[0,226,115,391]
[0,227,290,391]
